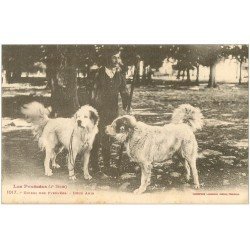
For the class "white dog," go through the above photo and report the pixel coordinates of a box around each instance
[21,102,99,180]
[106,104,204,194]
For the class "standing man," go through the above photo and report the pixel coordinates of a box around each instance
[90,47,130,177]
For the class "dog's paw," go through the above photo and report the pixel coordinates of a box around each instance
[84,174,92,180]
[193,184,200,189]
[45,170,53,176]
[52,164,61,169]
[133,188,145,195]
[69,175,77,181]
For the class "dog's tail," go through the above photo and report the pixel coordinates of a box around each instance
[21,101,51,139]
[171,104,204,132]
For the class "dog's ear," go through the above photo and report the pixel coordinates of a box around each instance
[122,115,137,128]
[90,110,99,125]
[116,115,137,133]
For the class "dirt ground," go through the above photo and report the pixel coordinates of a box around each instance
[1,83,249,194]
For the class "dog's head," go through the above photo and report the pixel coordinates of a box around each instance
[21,102,51,124]
[74,105,99,131]
[105,115,137,143]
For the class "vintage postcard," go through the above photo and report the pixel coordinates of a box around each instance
[1,45,248,204]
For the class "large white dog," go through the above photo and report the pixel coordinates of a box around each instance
[106,104,204,194]
[21,102,99,180]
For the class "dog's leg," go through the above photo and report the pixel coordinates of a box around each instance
[183,159,191,181]
[67,151,77,181]
[44,148,53,176]
[187,157,199,189]
[82,151,92,180]
[183,140,199,188]
[51,152,60,169]
[134,163,152,194]
[51,146,63,169]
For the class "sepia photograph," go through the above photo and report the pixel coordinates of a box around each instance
[1,44,249,203]
[1,1,250,250]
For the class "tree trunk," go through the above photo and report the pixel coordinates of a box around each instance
[7,71,12,83]
[46,46,59,116]
[142,64,147,83]
[182,70,185,81]
[5,69,12,84]
[208,63,216,88]
[86,64,91,79]
[46,45,79,117]
[11,68,22,83]
[239,60,242,84]
[196,65,199,83]
[177,69,181,80]
[127,57,140,111]
[2,69,7,84]
[186,69,191,82]
[146,66,152,84]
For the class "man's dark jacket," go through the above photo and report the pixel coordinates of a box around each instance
[91,67,129,122]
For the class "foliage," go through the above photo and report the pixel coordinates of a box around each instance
[2,44,248,84]
[224,45,248,63]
